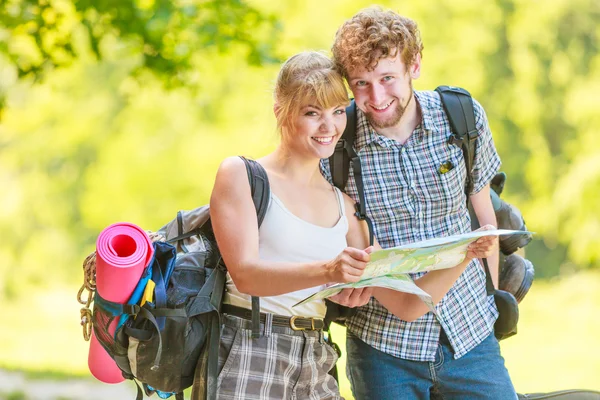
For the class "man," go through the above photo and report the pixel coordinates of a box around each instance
[323,7,517,400]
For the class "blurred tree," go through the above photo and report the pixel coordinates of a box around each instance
[0,0,280,85]
[478,0,600,271]
[0,0,598,303]
[0,0,282,299]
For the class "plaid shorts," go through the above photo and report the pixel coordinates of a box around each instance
[215,314,342,400]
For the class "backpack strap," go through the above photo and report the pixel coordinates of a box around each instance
[239,156,270,338]
[328,100,374,246]
[435,86,495,296]
[435,86,478,196]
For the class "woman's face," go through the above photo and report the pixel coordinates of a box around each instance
[283,100,347,160]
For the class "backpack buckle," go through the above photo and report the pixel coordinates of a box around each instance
[448,135,463,147]
[467,129,479,142]
[354,203,366,221]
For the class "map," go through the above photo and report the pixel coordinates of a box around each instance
[293,229,532,312]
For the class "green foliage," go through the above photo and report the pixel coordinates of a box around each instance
[0,0,281,84]
[0,0,598,299]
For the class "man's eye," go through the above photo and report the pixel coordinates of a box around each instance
[382,76,393,82]
[355,81,367,87]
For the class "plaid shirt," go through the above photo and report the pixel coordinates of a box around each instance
[321,90,501,361]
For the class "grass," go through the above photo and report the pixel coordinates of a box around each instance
[2,272,599,399]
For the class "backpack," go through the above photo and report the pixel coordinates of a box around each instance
[91,156,270,400]
[326,86,534,340]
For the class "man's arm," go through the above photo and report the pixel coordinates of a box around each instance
[470,184,499,288]
[469,98,501,289]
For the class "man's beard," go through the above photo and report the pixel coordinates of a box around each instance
[365,80,413,130]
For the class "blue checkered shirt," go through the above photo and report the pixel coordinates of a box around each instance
[321,90,501,361]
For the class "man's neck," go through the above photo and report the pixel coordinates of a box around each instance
[373,94,421,145]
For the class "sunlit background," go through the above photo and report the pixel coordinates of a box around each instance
[1,0,599,398]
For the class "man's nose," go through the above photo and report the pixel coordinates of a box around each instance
[369,83,385,105]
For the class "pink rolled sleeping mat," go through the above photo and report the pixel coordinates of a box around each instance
[88,222,154,383]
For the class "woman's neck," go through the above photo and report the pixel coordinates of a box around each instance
[261,147,324,188]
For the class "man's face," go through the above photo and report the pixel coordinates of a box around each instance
[347,52,420,130]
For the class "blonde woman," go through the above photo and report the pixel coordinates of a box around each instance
[208,51,496,399]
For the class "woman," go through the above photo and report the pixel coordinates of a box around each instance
[209,51,495,399]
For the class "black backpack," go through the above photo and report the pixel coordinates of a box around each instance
[91,156,269,400]
[326,86,533,340]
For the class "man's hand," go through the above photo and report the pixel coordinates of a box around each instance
[327,287,373,307]
[466,224,498,260]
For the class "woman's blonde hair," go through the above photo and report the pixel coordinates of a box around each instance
[274,51,349,133]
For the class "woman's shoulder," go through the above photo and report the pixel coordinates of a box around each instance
[217,156,247,174]
[213,156,252,197]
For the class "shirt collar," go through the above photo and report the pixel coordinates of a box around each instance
[354,91,443,151]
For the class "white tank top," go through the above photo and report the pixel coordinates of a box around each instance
[223,186,348,318]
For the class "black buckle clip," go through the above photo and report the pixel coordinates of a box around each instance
[354,202,366,221]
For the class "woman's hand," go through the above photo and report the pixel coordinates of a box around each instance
[466,224,498,260]
[328,287,373,307]
[325,246,372,283]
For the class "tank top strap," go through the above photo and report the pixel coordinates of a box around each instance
[333,186,345,218]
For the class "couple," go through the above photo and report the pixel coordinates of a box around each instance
[208,7,517,400]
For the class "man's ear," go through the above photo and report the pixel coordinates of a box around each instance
[409,53,422,79]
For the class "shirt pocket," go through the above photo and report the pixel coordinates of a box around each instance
[421,147,466,213]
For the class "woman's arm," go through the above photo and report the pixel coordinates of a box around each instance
[210,157,370,297]
[327,194,381,307]
[372,226,497,322]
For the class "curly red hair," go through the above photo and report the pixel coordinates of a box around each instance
[332,7,424,78]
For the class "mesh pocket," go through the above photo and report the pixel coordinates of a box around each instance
[167,254,208,307]
[92,301,119,355]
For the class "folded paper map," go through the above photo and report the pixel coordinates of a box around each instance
[293,229,532,312]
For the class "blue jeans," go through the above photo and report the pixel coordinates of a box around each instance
[346,330,517,400]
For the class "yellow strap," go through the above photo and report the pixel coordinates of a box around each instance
[140,279,155,307]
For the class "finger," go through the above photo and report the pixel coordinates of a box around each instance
[357,287,374,305]
[472,236,496,245]
[344,259,368,273]
[345,247,370,262]
[347,288,366,304]
[364,246,375,254]
[328,293,350,305]
[334,288,353,302]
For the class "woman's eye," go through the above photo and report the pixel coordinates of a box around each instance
[305,111,317,116]
[334,109,346,115]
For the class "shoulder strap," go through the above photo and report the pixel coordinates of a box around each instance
[435,86,494,295]
[330,100,357,190]
[328,100,374,246]
[241,156,270,227]
[435,86,478,196]
[239,156,269,338]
